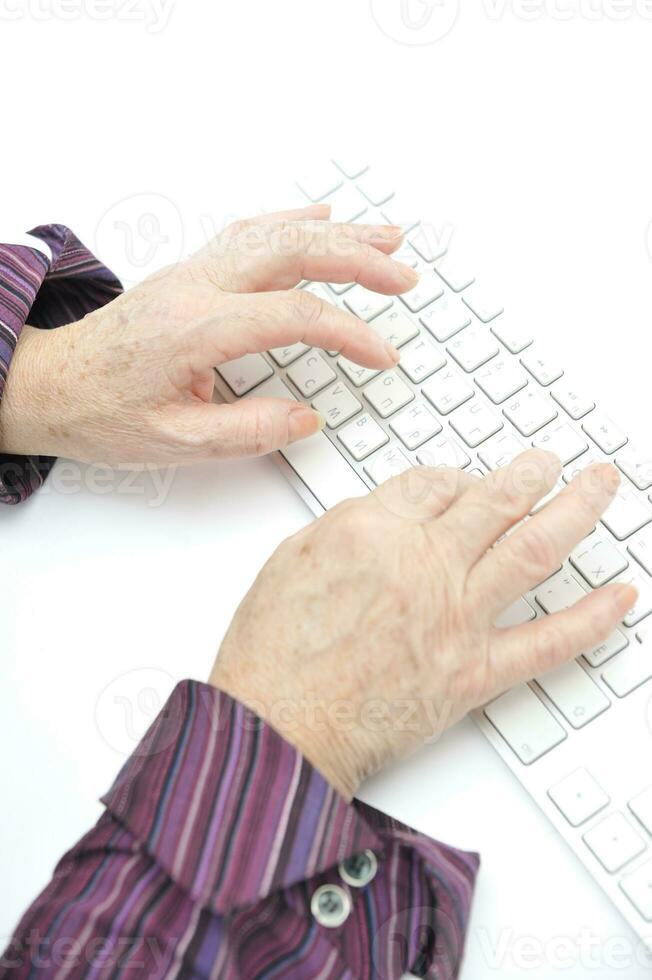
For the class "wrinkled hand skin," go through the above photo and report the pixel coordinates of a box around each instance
[211,452,636,799]
[0,204,417,464]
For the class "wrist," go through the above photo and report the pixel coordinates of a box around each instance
[208,662,362,800]
[0,323,77,458]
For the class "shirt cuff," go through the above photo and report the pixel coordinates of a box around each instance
[102,680,479,978]
[0,224,122,505]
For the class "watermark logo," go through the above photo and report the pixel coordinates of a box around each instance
[370,0,460,44]
[95,192,184,287]
[94,667,178,756]
[0,0,175,32]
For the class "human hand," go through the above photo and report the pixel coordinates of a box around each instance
[0,205,416,464]
[210,451,636,799]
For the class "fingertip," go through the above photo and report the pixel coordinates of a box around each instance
[288,406,324,443]
[613,582,638,612]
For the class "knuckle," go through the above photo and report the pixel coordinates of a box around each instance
[328,499,379,545]
[532,623,569,674]
[292,287,324,325]
[506,523,558,582]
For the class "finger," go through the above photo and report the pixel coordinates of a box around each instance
[487,582,637,693]
[195,218,414,294]
[436,449,562,565]
[205,289,400,369]
[469,462,620,614]
[372,465,480,521]
[170,398,324,460]
[233,203,333,226]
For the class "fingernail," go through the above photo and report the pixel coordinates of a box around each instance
[396,262,419,286]
[377,225,404,241]
[383,340,401,364]
[288,406,324,443]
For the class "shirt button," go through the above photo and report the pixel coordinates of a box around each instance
[310,884,352,928]
[338,849,378,888]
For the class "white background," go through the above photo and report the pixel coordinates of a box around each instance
[2,0,652,976]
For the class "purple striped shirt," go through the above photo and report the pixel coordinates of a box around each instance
[0,227,121,504]
[0,232,479,978]
[2,682,478,979]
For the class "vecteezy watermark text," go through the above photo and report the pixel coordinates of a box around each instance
[0,0,175,32]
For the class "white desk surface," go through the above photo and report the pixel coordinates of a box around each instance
[3,3,652,976]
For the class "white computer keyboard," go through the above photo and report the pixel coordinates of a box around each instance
[212,159,652,946]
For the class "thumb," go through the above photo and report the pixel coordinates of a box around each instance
[175,398,325,460]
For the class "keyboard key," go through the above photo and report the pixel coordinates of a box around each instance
[532,422,588,466]
[281,432,368,510]
[379,200,419,233]
[582,412,628,455]
[408,224,449,263]
[628,525,652,576]
[398,336,446,383]
[484,685,566,765]
[628,786,652,834]
[478,431,526,470]
[616,446,652,491]
[629,787,652,836]
[416,435,471,470]
[617,572,652,627]
[244,374,296,403]
[433,251,474,292]
[520,349,564,387]
[475,357,528,404]
[363,371,414,418]
[296,164,343,202]
[364,445,412,485]
[535,661,609,729]
[551,381,596,421]
[343,285,393,322]
[447,326,500,373]
[269,342,309,367]
[331,157,368,179]
[548,769,610,827]
[583,813,646,873]
[322,182,368,223]
[536,571,586,614]
[449,401,503,448]
[570,537,629,587]
[399,272,445,314]
[461,282,504,323]
[490,315,533,354]
[620,858,652,921]
[601,489,652,541]
[422,368,474,415]
[328,281,355,296]
[287,351,337,396]
[338,357,380,388]
[217,353,273,395]
[503,389,558,437]
[355,170,394,207]
[583,629,628,668]
[494,596,536,628]
[312,383,362,429]
[390,402,442,451]
[420,294,472,342]
[392,243,420,268]
[338,413,388,461]
[602,642,652,696]
[372,306,420,348]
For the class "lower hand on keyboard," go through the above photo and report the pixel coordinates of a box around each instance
[0,204,416,464]
[210,450,637,799]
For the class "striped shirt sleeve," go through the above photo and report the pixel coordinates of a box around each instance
[1,680,479,979]
[0,225,122,504]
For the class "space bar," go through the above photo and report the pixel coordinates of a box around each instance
[281,434,368,510]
